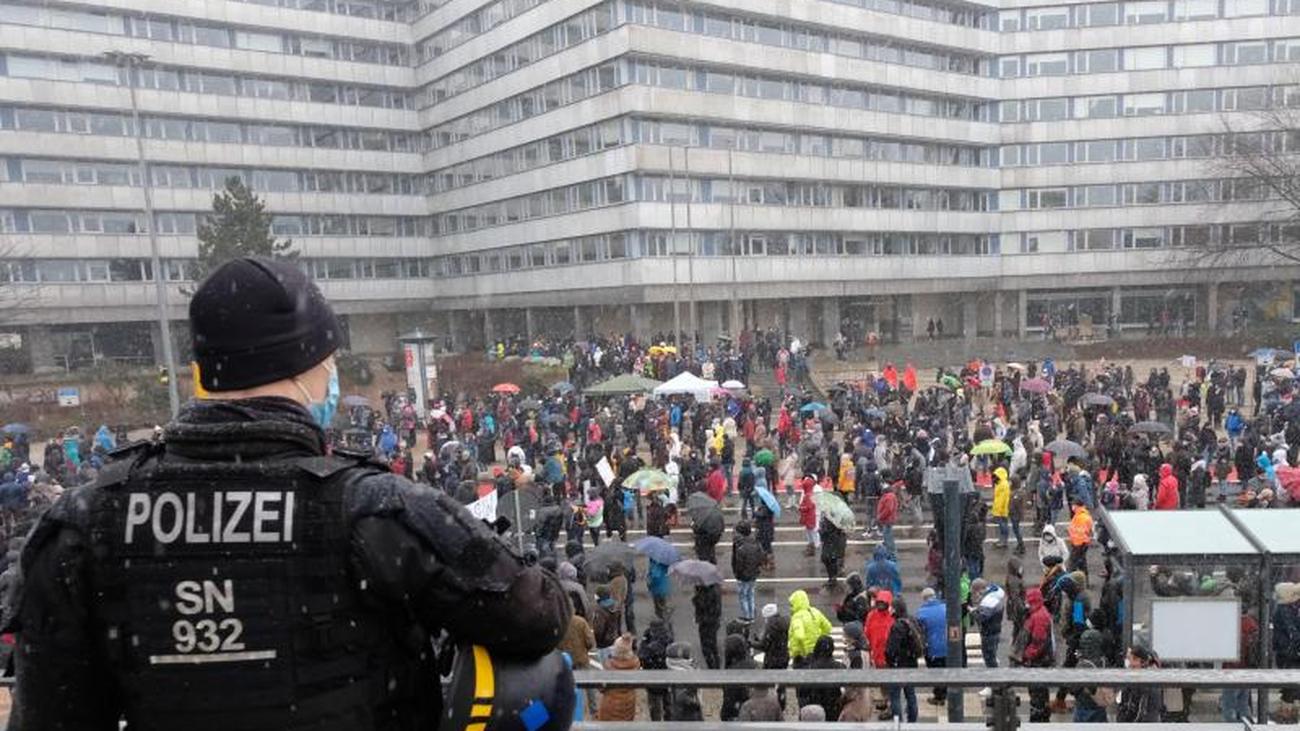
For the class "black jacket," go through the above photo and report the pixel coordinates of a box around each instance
[720,635,759,721]
[692,584,722,628]
[731,534,764,582]
[755,614,790,669]
[7,398,570,731]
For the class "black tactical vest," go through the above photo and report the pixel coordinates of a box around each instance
[81,445,434,731]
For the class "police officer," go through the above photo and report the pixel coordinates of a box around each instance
[7,257,572,730]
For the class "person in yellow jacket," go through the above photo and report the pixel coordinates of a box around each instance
[991,466,1011,548]
[787,589,832,665]
[837,453,856,498]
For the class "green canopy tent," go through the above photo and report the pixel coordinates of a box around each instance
[583,373,664,396]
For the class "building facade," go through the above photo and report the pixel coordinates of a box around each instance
[0,0,1297,369]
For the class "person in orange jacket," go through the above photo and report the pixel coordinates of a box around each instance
[865,589,895,670]
[1155,463,1181,510]
[798,477,819,556]
[1067,499,1094,580]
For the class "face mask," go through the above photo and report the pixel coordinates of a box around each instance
[295,362,339,430]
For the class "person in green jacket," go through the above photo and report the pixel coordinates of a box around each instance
[787,589,832,665]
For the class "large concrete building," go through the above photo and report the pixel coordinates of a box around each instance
[1,0,1298,369]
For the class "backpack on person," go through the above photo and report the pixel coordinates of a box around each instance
[591,604,621,648]
[905,617,926,659]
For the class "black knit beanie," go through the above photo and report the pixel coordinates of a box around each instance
[190,257,342,392]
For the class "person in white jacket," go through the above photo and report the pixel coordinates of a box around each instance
[1038,524,1067,567]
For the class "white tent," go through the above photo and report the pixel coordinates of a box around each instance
[653,371,719,401]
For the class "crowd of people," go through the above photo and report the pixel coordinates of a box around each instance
[6,333,1300,723]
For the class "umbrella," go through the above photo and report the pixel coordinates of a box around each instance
[752,448,776,467]
[1005,363,1027,372]
[970,438,1012,456]
[551,381,575,395]
[799,402,829,414]
[1271,367,1295,379]
[669,559,722,586]
[811,492,855,530]
[541,412,571,427]
[584,373,663,396]
[686,492,721,523]
[1,423,31,435]
[492,383,521,395]
[1020,378,1051,394]
[722,380,746,390]
[1044,439,1086,461]
[754,483,781,517]
[633,536,681,565]
[625,468,672,494]
[1131,420,1172,435]
[862,407,886,420]
[813,408,839,425]
[939,375,961,390]
[1080,393,1115,407]
[341,395,371,408]
[586,541,636,578]
[519,398,543,411]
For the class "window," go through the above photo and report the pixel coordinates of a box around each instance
[1074,96,1118,118]
[1133,137,1167,160]
[1174,0,1218,17]
[1026,6,1070,28]
[1081,185,1117,206]
[1224,41,1269,64]
[1173,44,1216,67]
[1224,0,1268,16]
[1077,140,1116,162]
[1173,89,1216,113]
[1026,98,1069,121]
[235,31,284,52]
[1026,53,1069,76]
[1125,0,1168,23]
[1124,92,1166,115]
[999,57,1021,78]
[999,10,1022,30]
[1029,188,1068,208]
[1076,49,1119,73]
[1039,142,1070,164]
[1078,3,1119,25]
[1125,46,1168,70]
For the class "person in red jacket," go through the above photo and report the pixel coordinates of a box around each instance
[706,459,727,503]
[1018,587,1056,722]
[798,477,819,556]
[865,589,895,670]
[876,480,901,559]
[1155,463,1180,510]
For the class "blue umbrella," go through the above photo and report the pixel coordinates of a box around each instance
[799,402,829,414]
[633,536,681,565]
[1,424,30,435]
[551,381,575,395]
[754,484,781,518]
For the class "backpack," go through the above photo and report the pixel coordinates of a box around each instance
[1072,597,1087,627]
[905,617,926,659]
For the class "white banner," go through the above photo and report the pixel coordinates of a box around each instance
[467,490,498,522]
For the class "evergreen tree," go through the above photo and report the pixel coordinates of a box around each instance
[194,177,294,284]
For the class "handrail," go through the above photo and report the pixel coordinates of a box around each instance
[571,668,1299,689]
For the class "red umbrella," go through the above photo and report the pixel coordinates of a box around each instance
[492,383,521,395]
[1020,377,1051,394]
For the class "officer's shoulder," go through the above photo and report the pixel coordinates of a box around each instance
[298,448,389,479]
[93,440,161,489]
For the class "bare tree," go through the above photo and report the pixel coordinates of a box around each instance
[1197,102,1300,264]
[0,237,39,329]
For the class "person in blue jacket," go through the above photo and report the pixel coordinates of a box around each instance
[647,558,673,621]
[914,587,949,705]
[864,544,902,594]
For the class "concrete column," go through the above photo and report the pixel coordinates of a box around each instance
[993,291,1004,339]
[962,294,978,340]
[26,325,57,373]
[730,299,744,339]
[822,298,841,348]
[629,304,649,341]
[573,306,584,339]
[524,308,536,342]
[483,309,496,347]
[1206,282,1219,334]
[1017,290,1028,340]
[1112,288,1123,338]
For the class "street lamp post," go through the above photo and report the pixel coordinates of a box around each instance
[104,50,179,417]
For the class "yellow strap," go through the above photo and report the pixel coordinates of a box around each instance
[473,645,495,701]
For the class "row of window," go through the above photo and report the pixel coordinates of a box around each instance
[823,0,992,28]
[2,158,420,195]
[417,0,552,62]
[1019,222,1300,252]
[1011,177,1283,210]
[428,229,1001,277]
[420,4,615,108]
[0,256,433,284]
[1002,84,1300,122]
[1000,0,1299,31]
[0,105,419,152]
[0,209,429,237]
[1001,129,1299,166]
[434,174,994,235]
[626,0,988,76]
[0,1,409,66]
[236,0,420,22]
[427,56,992,150]
[1024,289,1198,329]
[428,116,990,194]
[999,38,1300,78]
[0,54,413,110]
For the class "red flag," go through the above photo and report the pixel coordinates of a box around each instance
[883,364,899,389]
[902,364,918,392]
